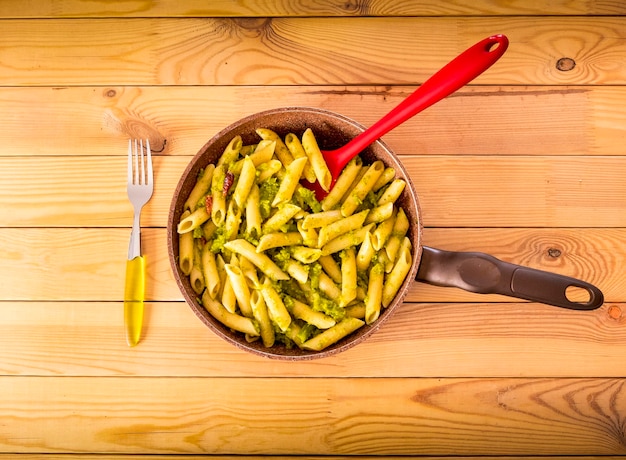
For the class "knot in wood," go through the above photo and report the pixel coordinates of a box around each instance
[608,305,622,320]
[556,57,576,72]
[547,248,562,258]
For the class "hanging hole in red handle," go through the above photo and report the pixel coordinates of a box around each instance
[485,35,507,53]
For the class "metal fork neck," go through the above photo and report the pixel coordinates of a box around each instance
[127,212,141,260]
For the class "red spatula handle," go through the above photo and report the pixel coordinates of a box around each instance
[331,34,509,173]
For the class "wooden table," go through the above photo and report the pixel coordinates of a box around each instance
[1,1,625,457]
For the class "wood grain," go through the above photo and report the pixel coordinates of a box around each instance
[3,85,625,157]
[1,5,624,458]
[1,0,625,17]
[0,155,623,228]
[0,228,621,303]
[2,457,625,460]
[0,300,623,378]
[0,376,625,455]
[2,17,626,86]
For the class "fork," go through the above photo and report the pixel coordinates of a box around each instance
[124,139,154,347]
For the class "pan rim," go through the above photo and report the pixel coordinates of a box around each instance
[167,106,423,360]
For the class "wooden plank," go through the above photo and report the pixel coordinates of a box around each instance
[0,376,625,455]
[1,0,625,17]
[0,155,623,228]
[2,17,626,86]
[0,300,623,378]
[3,457,626,460]
[2,85,624,157]
[0,226,620,303]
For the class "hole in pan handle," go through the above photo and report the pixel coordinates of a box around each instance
[416,246,604,310]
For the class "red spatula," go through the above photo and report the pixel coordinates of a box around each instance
[305,34,509,199]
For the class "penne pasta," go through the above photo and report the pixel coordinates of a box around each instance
[321,156,362,211]
[256,159,282,182]
[365,262,384,325]
[224,264,253,317]
[345,302,366,319]
[320,223,374,256]
[224,239,289,281]
[256,232,303,252]
[201,242,221,299]
[178,211,194,276]
[239,255,260,288]
[377,179,406,206]
[229,139,275,174]
[341,160,385,217]
[287,298,336,329]
[240,143,257,157]
[210,164,227,226]
[301,128,332,192]
[296,220,318,248]
[272,156,308,206]
[256,128,294,166]
[371,208,396,251]
[260,278,291,332]
[250,289,274,347]
[382,236,412,308]
[221,268,237,313]
[318,271,341,301]
[317,209,369,247]
[232,156,256,208]
[318,254,342,284]
[177,206,210,234]
[364,202,394,225]
[262,204,301,234]
[184,164,215,211]
[189,240,205,295]
[291,246,322,264]
[301,317,365,351]
[224,199,242,241]
[245,183,262,239]
[202,290,259,336]
[285,132,317,183]
[385,207,409,263]
[216,135,243,168]
[339,247,357,307]
[301,209,343,230]
[372,167,396,192]
[356,230,375,272]
[284,259,309,283]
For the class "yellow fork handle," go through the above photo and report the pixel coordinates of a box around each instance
[124,256,145,347]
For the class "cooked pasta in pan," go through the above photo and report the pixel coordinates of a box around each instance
[176,128,412,351]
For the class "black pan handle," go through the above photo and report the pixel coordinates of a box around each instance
[416,246,604,310]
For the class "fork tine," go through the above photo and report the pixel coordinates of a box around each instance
[134,139,140,185]
[146,139,153,185]
[127,139,133,183]
[139,139,145,185]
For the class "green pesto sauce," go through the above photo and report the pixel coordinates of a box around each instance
[293,186,322,213]
[356,189,381,213]
[297,323,319,343]
[312,292,345,322]
[209,225,228,253]
[259,177,279,219]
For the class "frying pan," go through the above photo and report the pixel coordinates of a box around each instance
[167,107,604,360]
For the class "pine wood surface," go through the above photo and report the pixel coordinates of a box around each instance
[2,17,626,86]
[1,0,626,17]
[1,3,624,457]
